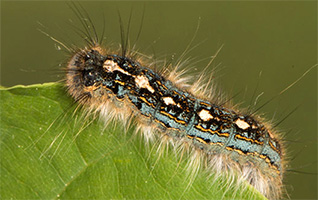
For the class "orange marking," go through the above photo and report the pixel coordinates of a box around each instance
[199,102,210,107]
[139,96,155,108]
[159,110,187,125]
[195,137,207,144]
[195,124,230,137]
[233,148,245,155]
[259,154,266,159]
[156,80,168,90]
[153,118,180,131]
[153,118,166,128]
[235,134,263,145]
[269,141,280,154]
[226,146,234,151]
[215,142,224,146]
[114,80,125,86]
[187,135,194,139]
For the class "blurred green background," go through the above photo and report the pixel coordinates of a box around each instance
[1,1,317,199]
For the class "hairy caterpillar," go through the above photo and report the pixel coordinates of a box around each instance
[2,1,316,199]
[63,3,287,200]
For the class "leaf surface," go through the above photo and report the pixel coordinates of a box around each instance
[0,83,266,199]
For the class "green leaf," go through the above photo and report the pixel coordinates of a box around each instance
[0,83,266,199]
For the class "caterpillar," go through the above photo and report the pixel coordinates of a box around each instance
[61,3,286,200]
[66,47,284,199]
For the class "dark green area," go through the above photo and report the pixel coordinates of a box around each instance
[0,83,265,199]
[1,1,317,199]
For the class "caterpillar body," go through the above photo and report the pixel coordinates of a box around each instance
[44,2,299,199]
[65,42,284,199]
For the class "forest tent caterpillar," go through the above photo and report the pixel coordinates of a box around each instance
[57,3,289,199]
